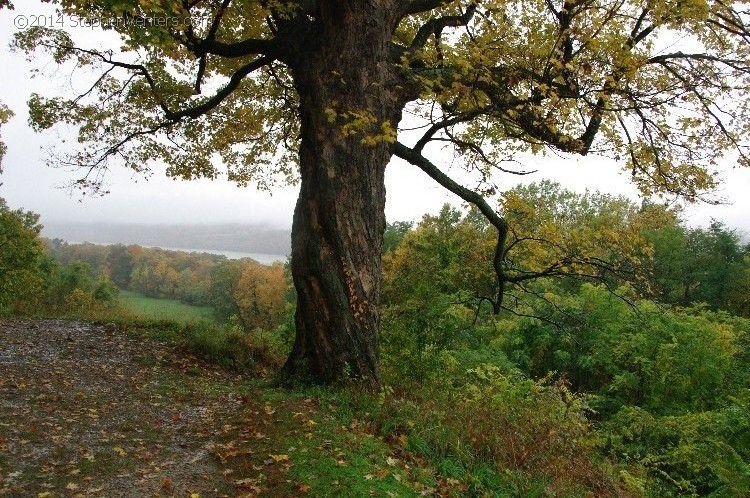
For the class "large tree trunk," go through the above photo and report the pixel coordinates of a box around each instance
[281,2,401,386]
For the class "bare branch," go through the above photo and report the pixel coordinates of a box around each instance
[165,56,274,120]
[394,141,508,313]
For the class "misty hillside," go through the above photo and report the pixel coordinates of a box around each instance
[41,222,291,256]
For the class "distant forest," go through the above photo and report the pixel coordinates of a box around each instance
[42,222,292,256]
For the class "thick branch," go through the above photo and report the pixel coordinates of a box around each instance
[165,56,274,120]
[402,0,455,16]
[194,38,278,58]
[49,43,273,122]
[409,2,478,50]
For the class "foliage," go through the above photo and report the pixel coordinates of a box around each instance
[604,401,750,496]
[380,294,476,386]
[0,102,12,170]
[13,0,750,199]
[105,244,137,288]
[47,241,291,331]
[3,177,748,494]
[502,285,745,411]
[726,256,750,317]
[45,261,94,305]
[14,0,750,385]
[180,320,285,374]
[382,221,413,253]
[377,197,750,496]
[92,277,119,305]
[231,261,287,330]
[381,205,501,384]
[498,182,665,297]
[644,219,750,314]
[375,365,624,496]
[384,205,496,307]
[383,183,673,326]
[0,198,44,314]
[207,259,244,321]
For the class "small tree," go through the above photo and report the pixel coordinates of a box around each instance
[11,0,750,384]
[0,198,43,313]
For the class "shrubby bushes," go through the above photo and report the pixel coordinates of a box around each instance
[498,284,750,495]
[374,183,750,496]
[502,284,745,414]
[180,318,287,374]
[375,365,620,496]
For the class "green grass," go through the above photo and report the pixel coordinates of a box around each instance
[118,290,214,324]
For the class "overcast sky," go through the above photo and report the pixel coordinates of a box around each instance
[0,2,748,235]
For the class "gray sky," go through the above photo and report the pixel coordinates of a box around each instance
[1,2,748,234]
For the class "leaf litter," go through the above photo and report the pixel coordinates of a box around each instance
[0,319,304,497]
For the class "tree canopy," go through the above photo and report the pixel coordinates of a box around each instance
[13,0,750,190]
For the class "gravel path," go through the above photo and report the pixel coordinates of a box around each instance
[0,319,254,497]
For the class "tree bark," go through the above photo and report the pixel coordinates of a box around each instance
[281,2,401,386]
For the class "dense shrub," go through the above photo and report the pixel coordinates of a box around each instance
[181,318,286,374]
[375,365,626,496]
[501,284,745,414]
[604,401,750,496]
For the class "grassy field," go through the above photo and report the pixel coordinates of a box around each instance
[118,290,215,323]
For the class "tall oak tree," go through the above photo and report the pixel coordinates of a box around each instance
[10,0,750,385]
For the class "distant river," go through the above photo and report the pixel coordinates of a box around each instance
[65,241,288,265]
[157,247,288,264]
[160,246,287,265]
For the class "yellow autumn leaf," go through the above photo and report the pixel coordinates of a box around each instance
[113,446,127,457]
[271,454,289,462]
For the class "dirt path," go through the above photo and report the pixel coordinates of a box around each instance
[0,319,303,498]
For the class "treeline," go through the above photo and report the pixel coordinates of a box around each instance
[382,181,749,318]
[646,220,750,315]
[47,240,291,331]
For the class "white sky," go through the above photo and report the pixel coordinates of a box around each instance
[0,2,748,235]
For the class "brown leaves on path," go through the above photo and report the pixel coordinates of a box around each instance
[0,319,295,497]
